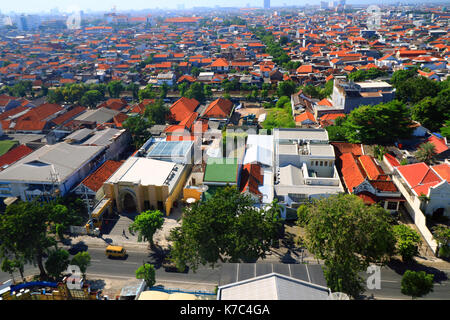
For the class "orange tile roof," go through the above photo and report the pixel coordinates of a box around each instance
[202,98,233,119]
[0,145,34,169]
[169,97,199,122]
[80,160,123,192]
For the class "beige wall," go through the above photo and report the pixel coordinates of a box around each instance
[103,165,191,216]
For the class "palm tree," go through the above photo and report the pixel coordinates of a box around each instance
[415,142,437,164]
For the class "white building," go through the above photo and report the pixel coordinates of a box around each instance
[0,142,105,201]
[273,128,344,219]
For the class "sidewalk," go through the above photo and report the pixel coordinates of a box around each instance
[67,208,182,251]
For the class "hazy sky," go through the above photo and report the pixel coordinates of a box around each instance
[0,0,438,13]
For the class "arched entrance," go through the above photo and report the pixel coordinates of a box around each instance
[120,189,137,213]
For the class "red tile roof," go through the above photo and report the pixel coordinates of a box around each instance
[169,97,199,123]
[295,111,316,123]
[358,155,384,180]
[80,160,123,192]
[426,135,449,154]
[396,162,442,196]
[0,145,33,170]
[296,65,313,74]
[202,98,233,119]
[240,163,263,195]
[432,163,450,182]
[51,106,86,126]
[384,153,400,168]
[340,153,367,193]
[331,142,363,157]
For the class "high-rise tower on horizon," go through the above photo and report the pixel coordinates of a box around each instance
[264,0,270,9]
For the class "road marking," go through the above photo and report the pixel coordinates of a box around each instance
[91,259,101,262]
[381,280,399,283]
[123,262,139,265]
[305,264,311,283]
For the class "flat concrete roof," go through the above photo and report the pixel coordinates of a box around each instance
[274,128,328,142]
[356,81,392,88]
[0,142,104,183]
[106,157,184,188]
[309,144,335,157]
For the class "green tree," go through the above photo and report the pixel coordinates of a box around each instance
[128,210,164,248]
[401,270,434,299]
[178,82,189,96]
[138,84,157,101]
[410,96,450,132]
[326,125,348,141]
[393,225,421,262]
[415,142,437,164]
[107,80,124,98]
[275,96,291,109]
[191,66,201,77]
[373,145,387,161]
[71,251,91,279]
[126,83,140,101]
[432,225,450,258]
[395,76,439,104]
[347,68,388,82]
[391,68,418,88]
[305,194,396,298]
[80,90,103,108]
[47,89,65,104]
[1,259,17,283]
[144,100,169,125]
[185,82,205,102]
[169,187,282,272]
[296,204,311,227]
[343,100,413,144]
[440,120,450,139]
[277,80,297,97]
[45,249,70,280]
[159,83,169,99]
[0,201,56,278]
[135,263,156,288]
[122,115,152,149]
[10,81,32,97]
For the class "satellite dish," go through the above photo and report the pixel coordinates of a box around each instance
[66,11,81,30]
[330,292,350,300]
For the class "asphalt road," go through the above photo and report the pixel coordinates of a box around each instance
[0,246,221,290]
[1,246,449,300]
[361,264,450,300]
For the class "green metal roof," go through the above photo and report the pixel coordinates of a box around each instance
[203,157,238,183]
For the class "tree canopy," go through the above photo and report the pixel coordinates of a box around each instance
[393,225,421,262]
[342,100,414,144]
[401,270,434,299]
[304,194,396,298]
[128,210,164,248]
[135,263,156,288]
[168,186,282,272]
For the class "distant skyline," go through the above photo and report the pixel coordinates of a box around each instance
[0,0,444,14]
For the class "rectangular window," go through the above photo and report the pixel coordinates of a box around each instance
[315,161,319,166]
[320,161,323,166]
[387,201,398,210]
